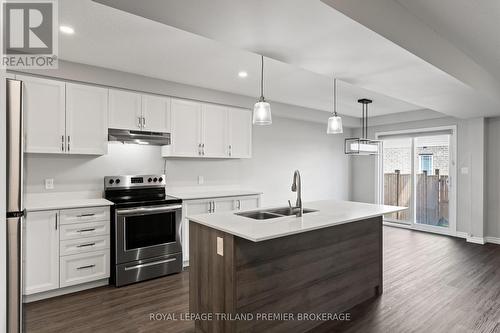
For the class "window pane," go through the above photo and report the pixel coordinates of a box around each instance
[383,138,412,223]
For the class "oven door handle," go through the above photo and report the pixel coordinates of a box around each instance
[116,204,182,216]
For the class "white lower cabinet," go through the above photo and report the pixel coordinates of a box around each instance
[24,211,60,295]
[181,194,261,265]
[60,250,110,288]
[23,206,110,299]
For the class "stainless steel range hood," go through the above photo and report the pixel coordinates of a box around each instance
[108,129,171,146]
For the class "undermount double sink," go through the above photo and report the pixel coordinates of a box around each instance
[235,207,318,220]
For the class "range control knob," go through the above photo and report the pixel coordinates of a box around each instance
[158,177,163,182]
[148,177,153,183]
[109,179,114,184]
[153,177,158,182]
[115,179,121,184]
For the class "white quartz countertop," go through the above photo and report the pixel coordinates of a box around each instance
[25,192,113,211]
[168,189,262,200]
[187,200,406,242]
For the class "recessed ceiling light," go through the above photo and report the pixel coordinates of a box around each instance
[60,25,75,35]
[238,71,248,78]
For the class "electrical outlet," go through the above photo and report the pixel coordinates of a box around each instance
[217,237,224,256]
[45,178,54,190]
[198,176,204,185]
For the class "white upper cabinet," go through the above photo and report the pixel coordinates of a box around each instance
[19,75,66,154]
[108,89,142,130]
[66,83,108,155]
[24,210,60,295]
[202,104,228,157]
[162,99,252,159]
[141,94,170,133]
[228,107,252,158]
[170,98,202,156]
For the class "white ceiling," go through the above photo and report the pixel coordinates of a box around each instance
[395,0,500,81]
[57,0,423,119]
[93,0,500,119]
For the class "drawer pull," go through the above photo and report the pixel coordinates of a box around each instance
[77,213,96,218]
[77,228,96,233]
[77,264,95,270]
[124,258,176,271]
[77,243,96,248]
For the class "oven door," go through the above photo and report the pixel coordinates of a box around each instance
[115,204,182,264]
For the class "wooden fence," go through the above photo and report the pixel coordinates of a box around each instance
[384,169,449,226]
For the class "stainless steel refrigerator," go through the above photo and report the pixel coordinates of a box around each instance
[6,78,23,333]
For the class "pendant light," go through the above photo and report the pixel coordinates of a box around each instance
[253,55,272,125]
[344,98,381,155]
[327,78,343,134]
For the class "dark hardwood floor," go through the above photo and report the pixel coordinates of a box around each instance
[25,226,500,333]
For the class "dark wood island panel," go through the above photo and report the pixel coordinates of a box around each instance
[189,216,383,333]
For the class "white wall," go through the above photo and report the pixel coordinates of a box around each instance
[486,117,500,238]
[350,116,486,238]
[25,116,351,206]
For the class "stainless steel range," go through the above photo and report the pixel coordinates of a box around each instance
[104,175,183,287]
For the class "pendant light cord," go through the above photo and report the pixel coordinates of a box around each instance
[260,55,264,101]
[333,78,337,116]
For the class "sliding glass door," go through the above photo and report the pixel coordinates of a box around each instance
[379,130,455,234]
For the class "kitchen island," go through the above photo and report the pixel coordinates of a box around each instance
[188,200,405,333]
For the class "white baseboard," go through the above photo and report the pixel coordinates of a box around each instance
[485,237,500,245]
[386,224,494,245]
[23,279,109,303]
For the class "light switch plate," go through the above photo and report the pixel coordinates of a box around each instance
[45,178,54,190]
[217,237,224,256]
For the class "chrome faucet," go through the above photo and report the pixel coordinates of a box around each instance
[290,170,303,217]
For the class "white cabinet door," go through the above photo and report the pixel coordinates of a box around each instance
[19,75,66,154]
[228,108,252,158]
[108,89,142,130]
[24,211,60,295]
[66,83,108,155]
[171,98,202,157]
[212,198,234,213]
[201,104,228,157]
[142,94,170,133]
[234,196,261,211]
[182,200,211,264]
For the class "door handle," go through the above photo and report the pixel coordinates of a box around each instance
[77,228,96,233]
[61,135,65,152]
[77,264,95,270]
[77,213,95,218]
[67,135,70,152]
[77,243,96,248]
[138,116,142,128]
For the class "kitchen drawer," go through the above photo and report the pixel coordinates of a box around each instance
[60,206,110,225]
[60,235,110,256]
[60,221,109,240]
[60,250,110,288]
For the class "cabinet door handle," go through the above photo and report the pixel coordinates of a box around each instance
[213,201,216,212]
[202,143,205,156]
[77,264,95,270]
[138,116,142,128]
[237,200,241,210]
[67,135,70,152]
[77,228,96,233]
[142,116,146,127]
[55,213,58,230]
[198,143,202,156]
[208,201,212,213]
[61,135,64,152]
[77,243,96,248]
[77,213,95,218]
